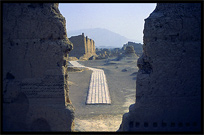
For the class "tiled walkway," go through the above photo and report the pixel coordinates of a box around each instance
[69,61,111,105]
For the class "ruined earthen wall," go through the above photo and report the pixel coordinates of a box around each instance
[86,36,90,54]
[123,42,143,57]
[91,40,96,54]
[90,39,95,54]
[69,33,96,59]
[119,3,201,132]
[3,3,74,131]
[69,34,86,59]
[90,39,93,53]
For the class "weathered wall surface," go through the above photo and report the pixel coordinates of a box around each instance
[3,3,74,131]
[119,3,201,132]
[69,33,96,60]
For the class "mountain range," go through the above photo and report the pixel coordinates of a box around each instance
[67,28,139,48]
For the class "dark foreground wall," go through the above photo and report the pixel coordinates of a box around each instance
[119,3,201,132]
[3,3,74,131]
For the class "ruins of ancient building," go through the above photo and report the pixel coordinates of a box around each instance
[115,45,138,61]
[69,33,96,60]
[122,42,143,57]
[124,46,137,56]
[119,3,201,132]
[3,3,74,131]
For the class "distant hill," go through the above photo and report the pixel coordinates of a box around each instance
[67,28,137,48]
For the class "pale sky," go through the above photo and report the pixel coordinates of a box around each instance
[59,3,156,43]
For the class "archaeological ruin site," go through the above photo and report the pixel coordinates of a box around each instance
[69,33,96,60]
[2,2,202,133]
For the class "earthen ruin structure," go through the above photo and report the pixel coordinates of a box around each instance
[69,33,96,60]
[122,42,143,57]
[3,3,74,131]
[119,3,201,132]
[116,45,138,61]
[124,46,138,56]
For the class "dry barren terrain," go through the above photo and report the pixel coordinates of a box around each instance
[68,58,138,131]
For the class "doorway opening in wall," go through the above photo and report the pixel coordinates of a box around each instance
[59,3,156,131]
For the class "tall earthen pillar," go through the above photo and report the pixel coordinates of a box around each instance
[119,3,201,132]
[3,3,74,131]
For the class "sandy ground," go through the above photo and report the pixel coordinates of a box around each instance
[68,57,138,132]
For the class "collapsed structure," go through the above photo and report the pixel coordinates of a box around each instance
[3,3,74,131]
[122,42,143,57]
[119,3,201,132]
[69,33,96,60]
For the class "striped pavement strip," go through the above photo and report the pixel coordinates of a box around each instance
[69,61,111,105]
[69,61,85,67]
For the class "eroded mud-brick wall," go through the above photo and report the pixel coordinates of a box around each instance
[3,3,74,131]
[119,3,201,132]
[69,33,96,60]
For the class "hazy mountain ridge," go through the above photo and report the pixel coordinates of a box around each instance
[67,28,139,48]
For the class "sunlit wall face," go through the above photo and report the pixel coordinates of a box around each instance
[59,3,156,44]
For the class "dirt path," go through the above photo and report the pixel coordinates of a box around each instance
[74,114,123,132]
